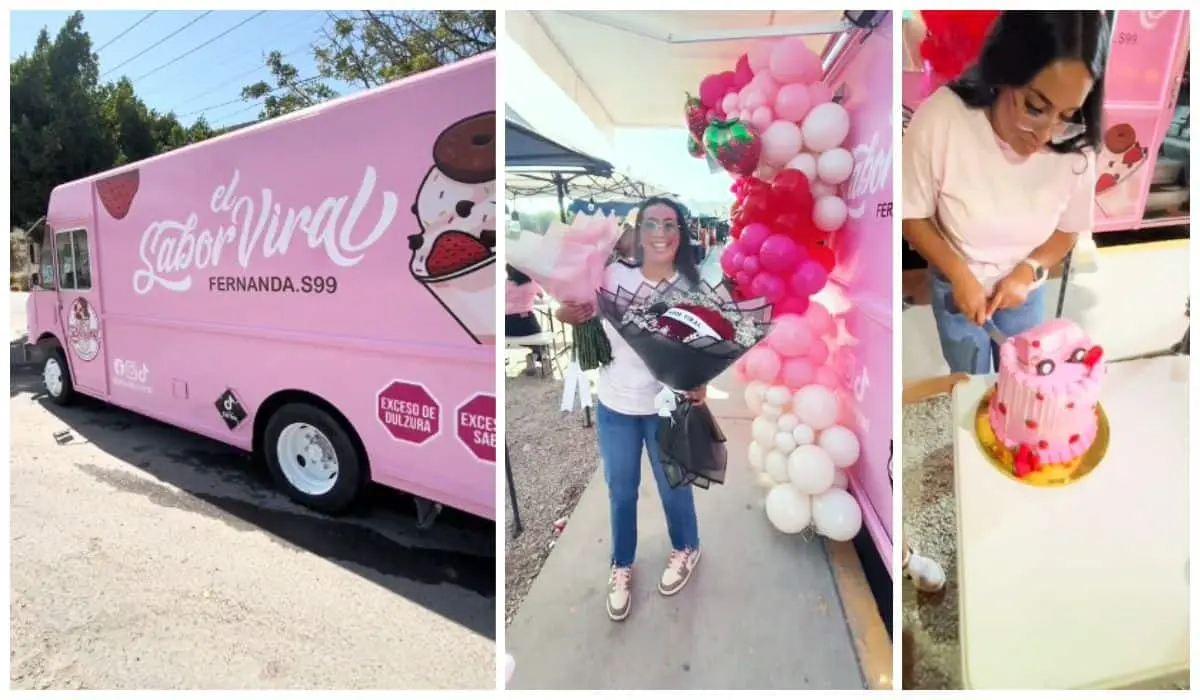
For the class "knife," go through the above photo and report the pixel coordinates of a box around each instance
[983,321,1007,347]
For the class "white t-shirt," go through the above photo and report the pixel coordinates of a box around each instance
[902,87,1096,292]
[596,262,675,416]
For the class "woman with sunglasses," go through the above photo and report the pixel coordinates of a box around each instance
[555,197,705,621]
[902,11,1108,373]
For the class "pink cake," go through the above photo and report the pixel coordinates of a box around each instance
[987,319,1106,479]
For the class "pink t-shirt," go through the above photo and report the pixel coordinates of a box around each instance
[903,87,1096,292]
[505,279,540,315]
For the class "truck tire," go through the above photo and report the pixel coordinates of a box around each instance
[43,347,76,406]
[263,402,364,514]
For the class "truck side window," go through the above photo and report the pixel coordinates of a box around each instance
[39,231,56,290]
[55,228,91,290]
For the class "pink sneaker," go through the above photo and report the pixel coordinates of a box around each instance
[658,547,701,595]
[607,566,632,621]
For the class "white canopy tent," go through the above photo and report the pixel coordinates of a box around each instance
[506,11,855,136]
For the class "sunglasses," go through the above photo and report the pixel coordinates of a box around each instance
[640,219,680,236]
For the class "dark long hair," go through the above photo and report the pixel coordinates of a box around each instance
[947,11,1110,154]
[632,196,701,286]
[506,264,532,285]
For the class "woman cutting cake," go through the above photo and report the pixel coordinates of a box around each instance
[903,11,1108,374]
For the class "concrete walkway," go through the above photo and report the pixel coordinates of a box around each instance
[506,369,874,690]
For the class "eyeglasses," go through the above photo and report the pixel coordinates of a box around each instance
[1013,89,1086,144]
[640,219,680,237]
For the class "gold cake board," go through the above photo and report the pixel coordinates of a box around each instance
[974,387,1110,488]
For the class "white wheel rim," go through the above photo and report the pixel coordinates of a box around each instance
[44,358,64,397]
[276,422,339,496]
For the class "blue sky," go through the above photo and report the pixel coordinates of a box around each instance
[10,10,358,128]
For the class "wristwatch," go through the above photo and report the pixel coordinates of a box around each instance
[1019,258,1048,289]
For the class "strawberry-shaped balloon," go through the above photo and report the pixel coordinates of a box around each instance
[704,119,762,177]
[685,93,709,141]
[687,132,705,159]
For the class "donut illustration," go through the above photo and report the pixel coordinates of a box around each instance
[1095,122,1148,196]
[67,297,101,362]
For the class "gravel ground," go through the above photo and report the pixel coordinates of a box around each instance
[503,347,599,626]
[902,395,1188,691]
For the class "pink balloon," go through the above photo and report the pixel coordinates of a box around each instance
[744,344,782,384]
[740,223,772,253]
[774,295,812,318]
[808,337,830,365]
[741,254,761,275]
[748,40,776,74]
[808,82,833,106]
[699,73,729,108]
[767,314,815,358]
[741,88,766,111]
[759,234,801,274]
[751,73,781,103]
[721,92,740,117]
[739,109,754,123]
[805,300,836,337]
[769,38,823,85]
[733,356,750,384]
[751,272,787,303]
[720,244,743,277]
[789,259,828,297]
[760,120,803,167]
[734,54,754,89]
[779,357,815,390]
[813,366,841,389]
[750,106,774,131]
[775,83,813,123]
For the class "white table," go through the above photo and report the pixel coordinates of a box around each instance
[953,357,1190,689]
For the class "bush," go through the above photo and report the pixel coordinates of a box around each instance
[11,272,30,292]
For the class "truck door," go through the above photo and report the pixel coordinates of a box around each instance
[54,227,109,397]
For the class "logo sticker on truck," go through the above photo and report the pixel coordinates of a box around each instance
[67,298,101,362]
[377,380,441,445]
[408,112,497,346]
[112,358,151,394]
[455,393,496,464]
[215,388,248,430]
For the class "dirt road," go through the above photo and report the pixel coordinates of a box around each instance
[9,369,496,690]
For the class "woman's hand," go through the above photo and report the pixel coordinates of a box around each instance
[555,301,595,325]
[684,386,707,404]
[986,265,1035,316]
[949,272,989,326]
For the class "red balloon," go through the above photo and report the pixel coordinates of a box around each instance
[734,270,755,290]
[773,295,812,318]
[771,169,815,214]
[772,211,808,239]
[808,244,836,273]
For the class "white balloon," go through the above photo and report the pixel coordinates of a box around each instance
[810,180,837,198]
[812,488,863,541]
[764,385,792,407]
[765,449,790,484]
[813,195,848,232]
[745,380,768,413]
[793,385,839,431]
[784,152,817,181]
[817,147,854,185]
[761,403,784,418]
[764,484,813,534]
[831,468,849,490]
[752,416,777,447]
[793,423,816,445]
[776,413,800,433]
[787,444,837,495]
[774,430,798,455]
[756,471,779,490]
[819,425,861,468]
[748,441,765,471]
[801,102,851,153]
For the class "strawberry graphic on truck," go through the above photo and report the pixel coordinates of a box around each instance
[1094,122,1149,218]
[408,112,497,345]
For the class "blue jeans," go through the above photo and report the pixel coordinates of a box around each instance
[596,402,700,568]
[929,271,1046,374]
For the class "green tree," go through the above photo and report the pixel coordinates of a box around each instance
[241,10,494,120]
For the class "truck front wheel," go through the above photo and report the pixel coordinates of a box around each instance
[43,347,76,406]
[263,403,364,514]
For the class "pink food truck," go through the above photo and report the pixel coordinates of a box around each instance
[822,11,894,575]
[902,11,1191,235]
[25,53,498,523]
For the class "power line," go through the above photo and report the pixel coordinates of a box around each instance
[131,11,266,83]
[169,33,321,110]
[179,74,324,119]
[94,11,157,52]
[100,11,214,79]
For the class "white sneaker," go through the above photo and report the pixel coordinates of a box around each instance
[607,566,632,621]
[906,552,946,592]
[658,548,701,596]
